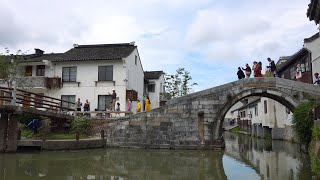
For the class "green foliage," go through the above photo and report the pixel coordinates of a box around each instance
[18,113,42,125]
[293,101,315,150]
[71,116,90,135]
[0,48,27,87]
[231,126,240,133]
[164,67,198,99]
[312,126,320,141]
[310,124,320,179]
[264,70,271,77]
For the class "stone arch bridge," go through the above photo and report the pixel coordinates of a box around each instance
[106,78,320,149]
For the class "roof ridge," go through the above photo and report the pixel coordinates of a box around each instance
[76,43,135,48]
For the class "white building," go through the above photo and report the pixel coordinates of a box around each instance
[16,43,144,113]
[144,71,166,109]
[304,31,320,83]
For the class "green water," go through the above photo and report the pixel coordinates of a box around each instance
[0,132,312,180]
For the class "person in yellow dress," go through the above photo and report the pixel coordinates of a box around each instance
[136,99,141,113]
[145,96,151,111]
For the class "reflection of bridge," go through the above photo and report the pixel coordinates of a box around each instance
[224,132,311,180]
[0,86,74,152]
[106,78,320,149]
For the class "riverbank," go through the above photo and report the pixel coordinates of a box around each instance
[17,138,105,151]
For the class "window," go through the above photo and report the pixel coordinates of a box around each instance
[98,66,113,81]
[255,106,258,116]
[61,95,75,109]
[25,66,32,76]
[135,55,137,65]
[62,67,77,82]
[240,111,246,118]
[147,83,155,92]
[98,95,112,111]
[36,65,45,76]
[264,100,267,114]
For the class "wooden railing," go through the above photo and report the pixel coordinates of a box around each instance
[0,86,75,112]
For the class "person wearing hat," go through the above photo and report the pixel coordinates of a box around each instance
[108,89,117,111]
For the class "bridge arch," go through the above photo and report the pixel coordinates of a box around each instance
[215,87,299,138]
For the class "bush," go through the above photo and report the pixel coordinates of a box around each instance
[293,101,315,150]
[70,116,90,135]
[18,113,42,125]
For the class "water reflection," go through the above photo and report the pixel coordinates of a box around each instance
[0,133,312,180]
[224,132,312,180]
[0,149,227,180]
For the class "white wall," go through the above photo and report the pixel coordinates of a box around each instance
[304,33,320,82]
[45,60,127,112]
[250,98,292,128]
[125,48,144,112]
[147,74,165,109]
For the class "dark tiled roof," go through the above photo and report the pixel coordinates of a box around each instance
[144,71,164,79]
[25,53,65,62]
[231,98,261,113]
[304,32,320,43]
[24,43,137,62]
[276,48,309,74]
[307,0,320,24]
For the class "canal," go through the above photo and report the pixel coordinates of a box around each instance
[0,132,312,180]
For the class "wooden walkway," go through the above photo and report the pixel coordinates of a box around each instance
[0,86,75,153]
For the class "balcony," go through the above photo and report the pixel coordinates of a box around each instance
[17,77,61,89]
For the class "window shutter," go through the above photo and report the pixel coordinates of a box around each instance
[106,66,113,81]
[98,66,105,81]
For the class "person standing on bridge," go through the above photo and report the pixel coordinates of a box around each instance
[266,57,276,77]
[84,99,91,117]
[242,63,251,78]
[76,98,82,112]
[127,98,132,111]
[314,73,320,85]
[145,96,151,111]
[108,89,117,111]
[237,67,245,79]
[252,61,257,77]
[136,99,141,113]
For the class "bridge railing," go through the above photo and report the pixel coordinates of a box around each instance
[0,86,75,112]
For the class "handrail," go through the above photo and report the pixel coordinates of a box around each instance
[0,86,75,105]
[0,86,76,112]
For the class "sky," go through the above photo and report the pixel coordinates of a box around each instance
[0,0,318,91]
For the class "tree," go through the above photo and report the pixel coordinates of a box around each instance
[0,48,28,87]
[164,67,198,99]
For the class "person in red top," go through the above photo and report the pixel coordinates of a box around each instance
[254,62,263,77]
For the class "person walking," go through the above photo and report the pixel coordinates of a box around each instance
[242,63,251,78]
[127,98,132,111]
[136,99,141,113]
[145,96,151,111]
[266,57,276,77]
[108,89,117,111]
[237,67,245,79]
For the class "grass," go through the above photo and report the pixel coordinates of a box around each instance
[21,128,88,140]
